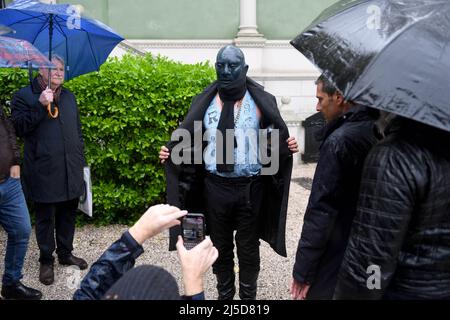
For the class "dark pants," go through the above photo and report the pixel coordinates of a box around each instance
[0,177,31,285]
[204,173,264,299]
[34,199,78,265]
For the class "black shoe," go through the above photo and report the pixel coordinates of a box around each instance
[59,254,88,270]
[39,263,54,286]
[1,282,42,300]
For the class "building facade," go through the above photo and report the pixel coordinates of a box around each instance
[31,0,338,162]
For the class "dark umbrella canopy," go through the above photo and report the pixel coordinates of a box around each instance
[291,0,450,132]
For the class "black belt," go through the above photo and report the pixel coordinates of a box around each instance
[205,172,261,185]
[205,172,263,209]
[0,176,7,184]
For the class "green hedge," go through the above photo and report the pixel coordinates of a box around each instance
[0,54,215,225]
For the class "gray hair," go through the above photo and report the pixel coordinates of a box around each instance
[43,53,65,66]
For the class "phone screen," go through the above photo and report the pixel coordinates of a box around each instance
[182,214,205,249]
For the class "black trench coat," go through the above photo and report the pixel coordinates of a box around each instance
[293,106,378,299]
[165,78,293,257]
[11,78,86,203]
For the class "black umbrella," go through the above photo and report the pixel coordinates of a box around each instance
[291,0,450,132]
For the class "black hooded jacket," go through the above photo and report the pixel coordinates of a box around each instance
[293,105,378,299]
[164,77,293,257]
[334,118,450,299]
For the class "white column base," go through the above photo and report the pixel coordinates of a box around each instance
[236,26,265,38]
[233,35,266,47]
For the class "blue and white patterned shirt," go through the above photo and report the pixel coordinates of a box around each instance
[203,91,262,177]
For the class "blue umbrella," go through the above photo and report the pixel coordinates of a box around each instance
[0,0,124,81]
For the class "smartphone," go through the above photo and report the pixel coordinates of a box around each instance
[181,213,205,250]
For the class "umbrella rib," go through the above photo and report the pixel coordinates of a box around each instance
[68,27,101,72]
[52,16,100,76]
[31,20,50,47]
[6,11,48,26]
[86,32,100,69]
[53,16,66,38]
[4,11,50,45]
[8,14,49,44]
[53,17,70,75]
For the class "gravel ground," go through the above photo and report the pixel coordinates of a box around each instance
[0,163,316,300]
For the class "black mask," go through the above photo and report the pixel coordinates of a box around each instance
[215,46,247,87]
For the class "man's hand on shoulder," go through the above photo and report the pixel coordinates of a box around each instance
[287,136,299,154]
[159,146,170,164]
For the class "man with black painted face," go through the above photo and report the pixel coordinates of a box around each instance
[160,45,298,300]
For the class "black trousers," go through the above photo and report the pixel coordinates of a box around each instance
[34,199,78,264]
[204,173,264,276]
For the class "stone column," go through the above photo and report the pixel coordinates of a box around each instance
[234,0,266,46]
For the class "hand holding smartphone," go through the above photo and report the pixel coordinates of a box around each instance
[181,213,205,250]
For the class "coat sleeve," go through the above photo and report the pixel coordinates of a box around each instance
[73,231,144,300]
[292,136,350,284]
[10,91,48,137]
[333,144,416,299]
[4,116,21,165]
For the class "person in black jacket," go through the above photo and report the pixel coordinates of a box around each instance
[11,55,88,286]
[73,204,218,300]
[334,116,450,300]
[0,107,42,300]
[159,45,299,300]
[291,75,378,300]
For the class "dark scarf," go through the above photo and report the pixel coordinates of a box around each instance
[216,66,248,172]
[37,74,62,103]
